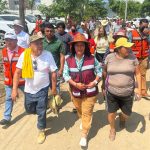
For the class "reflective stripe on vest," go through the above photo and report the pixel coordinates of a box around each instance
[4,77,9,81]
[81,65,94,71]
[69,65,95,72]
[11,57,19,62]
[132,37,141,40]
[69,68,79,72]
[3,57,9,61]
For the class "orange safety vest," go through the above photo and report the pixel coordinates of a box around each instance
[2,46,25,86]
[131,30,149,58]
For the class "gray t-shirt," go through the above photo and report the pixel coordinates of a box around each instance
[105,53,139,97]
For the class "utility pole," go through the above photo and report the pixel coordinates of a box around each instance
[19,0,25,28]
[125,0,128,21]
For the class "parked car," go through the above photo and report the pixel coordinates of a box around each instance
[0,14,36,34]
[0,20,14,48]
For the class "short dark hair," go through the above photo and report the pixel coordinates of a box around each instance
[140,19,148,24]
[71,42,91,57]
[56,22,66,29]
[43,23,54,29]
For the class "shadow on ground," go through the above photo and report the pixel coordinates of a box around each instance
[2,111,27,129]
[115,112,146,133]
[61,90,71,107]
[88,110,108,141]
[46,111,78,136]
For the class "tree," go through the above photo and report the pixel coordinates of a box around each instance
[26,0,35,13]
[84,0,107,20]
[0,0,7,13]
[109,0,142,19]
[141,0,150,16]
[38,0,107,22]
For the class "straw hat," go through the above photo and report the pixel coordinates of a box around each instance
[101,20,108,26]
[113,29,127,39]
[29,34,43,43]
[69,33,89,44]
[115,37,134,48]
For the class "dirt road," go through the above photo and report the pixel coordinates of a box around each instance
[0,71,150,150]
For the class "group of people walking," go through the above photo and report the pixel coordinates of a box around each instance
[0,17,149,147]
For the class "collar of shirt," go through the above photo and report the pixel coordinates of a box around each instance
[7,46,18,62]
[75,54,84,70]
[45,36,56,43]
[7,46,18,53]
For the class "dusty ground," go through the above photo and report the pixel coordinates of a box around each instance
[0,71,150,150]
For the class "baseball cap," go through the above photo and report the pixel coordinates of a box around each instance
[115,37,134,48]
[4,32,17,40]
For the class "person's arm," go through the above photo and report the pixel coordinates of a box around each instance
[51,71,57,95]
[58,53,65,76]
[58,41,66,76]
[11,68,22,101]
[102,64,107,90]
[135,65,142,96]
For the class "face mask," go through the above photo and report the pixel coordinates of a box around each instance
[71,29,76,33]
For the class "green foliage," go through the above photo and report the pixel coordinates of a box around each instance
[26,0,35,11]
[109,0,142,19]
[84,0,107,20]
[0,0,7,13]
[141,0,150,16]
[38,0,107,21]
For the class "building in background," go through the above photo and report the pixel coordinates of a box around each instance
[6,0,54,10]
[6,0,19,10]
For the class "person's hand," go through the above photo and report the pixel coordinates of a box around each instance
[143,28,149,35]
[86,81,95,89]
[134,88,142,96]
[51,88,57,96]
[76,83,86,91]
[58,69,63,77]
[134,88,142,101]
[11,89,19,102]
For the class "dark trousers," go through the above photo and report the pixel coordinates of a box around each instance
[25,86,49,130]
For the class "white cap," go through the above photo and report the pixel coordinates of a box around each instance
[13,20,23,27]
[4,32,17,40]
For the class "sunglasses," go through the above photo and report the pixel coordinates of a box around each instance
[33,60,38,71]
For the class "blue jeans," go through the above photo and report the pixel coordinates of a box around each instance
[4,85,24,121]
[24,86,49,130]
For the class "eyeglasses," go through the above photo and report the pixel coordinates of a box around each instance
[33,60,38,71]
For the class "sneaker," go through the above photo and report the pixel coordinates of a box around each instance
[37,130,46,144]
[79,137,87,147]
[0,119,10,125]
